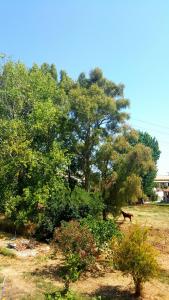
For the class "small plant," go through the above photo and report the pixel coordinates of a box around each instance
[0,246,16,258]
[65,253,82,282]
[45,290,92,300]
[54,220,97,291]
[45,290,101,300]
[114,224,159,297]
[45,291,62,300]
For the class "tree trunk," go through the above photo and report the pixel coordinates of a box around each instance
[83,126,92,192]
[84,166,90,192]
[83,146,91,191]
[102,207,108,220]
[63,278,70,295]
[135,280,143,297]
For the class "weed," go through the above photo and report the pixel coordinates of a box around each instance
[158,269,169,285]
[0,247,16,258]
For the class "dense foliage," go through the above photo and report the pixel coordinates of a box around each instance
[80,216,122,249]
[36,187,103,240]
[0,58,160,234]
[138,131,160,197]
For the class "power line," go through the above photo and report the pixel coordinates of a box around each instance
[129,125,169,138]
[127,123,169,147]
[130,118,169,130]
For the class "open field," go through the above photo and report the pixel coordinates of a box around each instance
[0,204,169,299]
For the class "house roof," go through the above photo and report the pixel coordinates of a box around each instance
[155,175,169,182]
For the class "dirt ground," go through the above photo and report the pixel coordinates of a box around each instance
[0,204,169,300]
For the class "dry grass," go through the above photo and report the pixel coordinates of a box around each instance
[122,204,169,229]
[0,204,168,299]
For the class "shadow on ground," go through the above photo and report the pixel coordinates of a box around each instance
[116,220,125,225]
[31,263,65,282]
[91,285,136,300]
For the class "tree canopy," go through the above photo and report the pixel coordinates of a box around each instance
[137,131,160,196]
[0,59,160,235]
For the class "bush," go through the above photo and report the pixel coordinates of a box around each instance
[35,183,71,240]
[81,216,122,249]
[150,192,158,202]
[55,220,97,262]
[54,220,97,290]
[114,224,159,297]
[4,184,104,242]
[36,187,104,240]
[45,290,93,300]
[5,180,71,240]
[69,187,104,218]
[0,247,16,258]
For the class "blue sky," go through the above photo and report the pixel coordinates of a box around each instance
[0,0,169,174]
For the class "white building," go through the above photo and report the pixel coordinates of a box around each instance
[154,175,169,202]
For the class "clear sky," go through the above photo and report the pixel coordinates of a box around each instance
[0,0,169,174]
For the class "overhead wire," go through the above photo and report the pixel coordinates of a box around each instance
[128,117,169,149]
[130,118,169,130]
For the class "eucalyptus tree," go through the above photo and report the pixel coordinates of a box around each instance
[67,68,129,191]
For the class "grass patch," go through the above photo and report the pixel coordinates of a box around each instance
[0,275,4,283]
[158,269,169,285]
[21,294,45,300]
[0,246,16,258]
[36,277,56,291]
[23,272,57,294]
[123,204,169,230]
[152,202,169,207]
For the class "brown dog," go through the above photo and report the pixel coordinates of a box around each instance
[121,210,133,222]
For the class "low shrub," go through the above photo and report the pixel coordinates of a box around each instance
[45,290,100,300]
[81,216,122,249]
[55,220,97,263]
[54,220,97,290]
[114,224,159,297]
[0,247,16,258]
[45,290,95,300]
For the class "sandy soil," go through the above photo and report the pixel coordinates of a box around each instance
[0,205,169,299]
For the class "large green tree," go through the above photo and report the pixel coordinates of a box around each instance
[0,61,70,232]
[138,131,160,196]
[0,60,159,232]
[65,68,129,191]
[95,128,155,216]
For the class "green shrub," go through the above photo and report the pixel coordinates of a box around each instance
[36,187,103,240]
[45,290,100,300]
[114,224,159,297]
[81,216,122,249]
[35,182,71,240]
[150,192,158,202]
[69,187,104,218]
[54,220,97,290]
[45,290,92,300]
[0,247,16,258]
[4,178,104,241]
[5,180,71,240]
